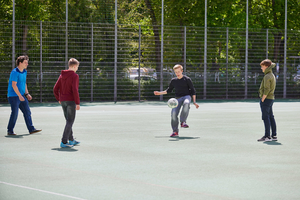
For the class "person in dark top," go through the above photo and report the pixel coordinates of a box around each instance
[53,58,80,148]
[154,64,199,137]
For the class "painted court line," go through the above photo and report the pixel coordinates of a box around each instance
[1,157,235,200]
[0,181,87,200]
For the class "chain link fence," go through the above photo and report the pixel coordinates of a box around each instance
[0,20,299,103]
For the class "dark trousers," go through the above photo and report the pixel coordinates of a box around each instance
[7,96,35,133]
[61,101,76,144]
[260,99,277,137]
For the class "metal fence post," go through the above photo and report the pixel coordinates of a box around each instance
[184,26,186,74]
[226,27,229,99]
[12,0,15,69]
[114,0,118,103]
[40,21,43,103]
[266,29,268,59]
[138,25,141,102]
[245,0,248,99]
[283,0,287,98]
[204,0,207,99]
[160,0,164,101]
[91,23,94,102]
[65,0,68,69]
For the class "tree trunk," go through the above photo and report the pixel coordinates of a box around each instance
[273,32,283,62]
[271,0,283,63]
[144,0,161,73]
[180,23,185,64]
[22,25,28,55]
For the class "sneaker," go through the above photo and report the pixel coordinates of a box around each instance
[170,132,179,137]
[271,136,278,141]
[7,132,16,136]
[30,129,42,134]
[60,142,73,148]
[69,139,80,146]
[181,122,189,128]
[257,136,272,142]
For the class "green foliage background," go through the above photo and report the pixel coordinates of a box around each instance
[0,0,299,102]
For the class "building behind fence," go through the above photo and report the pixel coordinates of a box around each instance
[0,20,299,103]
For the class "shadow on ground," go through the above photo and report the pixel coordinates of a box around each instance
[4,134,31,138]
[169,136,200,141]
[51,148,78,152]
[155,136,200,141]
[264,141,282,145]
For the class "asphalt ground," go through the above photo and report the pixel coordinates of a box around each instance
[0,100,300,200]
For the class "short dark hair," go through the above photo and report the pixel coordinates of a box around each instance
[68,58,79,67]
[16,55,29,66]
[260,59,272,67]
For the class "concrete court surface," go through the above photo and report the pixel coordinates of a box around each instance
[0,101,300,200]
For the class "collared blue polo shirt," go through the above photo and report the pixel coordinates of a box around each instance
[7,68,27,97]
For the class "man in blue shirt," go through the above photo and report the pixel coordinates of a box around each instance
[7,55,41,135]
[154,64,199,137]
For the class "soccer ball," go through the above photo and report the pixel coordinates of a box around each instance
[167,98,178,108]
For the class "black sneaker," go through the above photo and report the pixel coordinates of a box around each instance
[257,136,272,142]
[271,136,278,141]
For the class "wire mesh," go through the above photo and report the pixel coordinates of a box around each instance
[0,20,299,103]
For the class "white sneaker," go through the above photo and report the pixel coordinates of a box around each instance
[257,136,272,142]
[271,136,278,141]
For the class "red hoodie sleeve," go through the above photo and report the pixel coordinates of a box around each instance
[72,74,80,105]
[53,75,62,101]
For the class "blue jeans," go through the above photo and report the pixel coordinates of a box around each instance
[61,101,76,144]
[7,96,35,133]
[260,99,277,137]
[171,95,191,132]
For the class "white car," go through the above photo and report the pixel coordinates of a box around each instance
[294,74,300,82]
[134,75,157,81]
[128,68,146,80]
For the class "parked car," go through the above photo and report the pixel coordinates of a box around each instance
[128,68,146,80]
[134,75,157,81]
[127,67,157,80]
[294,74,300,82]
[293,65,300,82]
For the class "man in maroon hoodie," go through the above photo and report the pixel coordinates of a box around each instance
[53,58,80,148]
